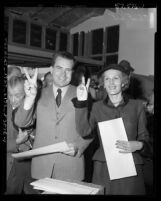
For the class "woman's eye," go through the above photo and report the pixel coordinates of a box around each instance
[56,66,62,70]
[16,94,23,99]
[66,69,72,73]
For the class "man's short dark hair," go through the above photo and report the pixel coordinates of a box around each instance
[51,51,76,67]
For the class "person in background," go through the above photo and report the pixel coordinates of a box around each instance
[14,51,92,182]
[6,76,37,194]
[142,90,154,195]
[118,60,135,98]
[70,63,90,87]
[74,63,151,195]
[89,74,107,101]
[42,72,53,88]
[7,66,22,80]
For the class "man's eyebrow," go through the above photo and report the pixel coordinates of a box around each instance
[55,65,62,68]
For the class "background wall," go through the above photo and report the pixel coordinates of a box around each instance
[70,8,156,76]
[8,8,156,78]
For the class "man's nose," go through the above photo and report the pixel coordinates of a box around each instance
[109,79,114,84]
[62,70,67,77]
[11,96,18,103]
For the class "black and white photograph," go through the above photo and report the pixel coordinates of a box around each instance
[2,4,156,196]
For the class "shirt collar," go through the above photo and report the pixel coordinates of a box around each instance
[52,84,69,99]
[103,93,129,108]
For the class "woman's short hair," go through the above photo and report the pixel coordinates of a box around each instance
[7,66,22,80]
[8,75,25,89]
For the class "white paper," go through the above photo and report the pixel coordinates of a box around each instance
[30,178,99,194]
[12,141,70,159]
[98,118,137,180]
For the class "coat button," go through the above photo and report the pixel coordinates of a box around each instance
[55,136,58,139]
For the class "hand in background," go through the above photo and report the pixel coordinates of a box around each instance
[23,68,38,110]
[24,67,38,99]
[115,140,143,153]
[77,76,90,101]
[16,128,29,145]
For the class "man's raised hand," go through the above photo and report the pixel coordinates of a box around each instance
[77,76,90,101]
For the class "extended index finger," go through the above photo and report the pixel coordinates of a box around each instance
[32,68,38,83]
[23,67,32,82]
[86,78,90,90]
[81,76,85,85]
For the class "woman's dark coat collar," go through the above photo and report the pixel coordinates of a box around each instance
[103,93,129,108]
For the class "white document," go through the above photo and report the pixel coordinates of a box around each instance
[98,118,137,180]
[12,141,70,159]
[30,178,99,194]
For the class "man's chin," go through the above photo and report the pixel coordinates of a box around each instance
[11,104,19,109]
[56,82,70,87]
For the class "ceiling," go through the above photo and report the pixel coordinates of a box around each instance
[5,6,115,67]
[5,6,115,30]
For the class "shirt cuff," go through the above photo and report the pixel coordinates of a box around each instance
[71,98,88,108]
[138,140,150,157]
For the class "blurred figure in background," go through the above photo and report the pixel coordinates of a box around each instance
[118,60,135,98]
[6,75,36,194]
[42,72,53,88]
[142,89,154,195]
[7,66,22,80]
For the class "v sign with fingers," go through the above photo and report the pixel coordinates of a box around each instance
[23,68,38,110]
[77,76,90,101]
[24,67,38,99]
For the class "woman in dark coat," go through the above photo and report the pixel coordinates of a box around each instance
[74,64,151,195]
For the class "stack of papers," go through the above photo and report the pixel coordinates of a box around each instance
[12,141,72,159]
[30,178,100,194]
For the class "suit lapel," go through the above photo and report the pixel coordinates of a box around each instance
[43,86,57,121]
[58,85,76,119]
[42,85,76,121]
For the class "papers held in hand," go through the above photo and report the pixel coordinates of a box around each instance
[30,178,100,194]
[12,141,74,159]
[98,118,137,180]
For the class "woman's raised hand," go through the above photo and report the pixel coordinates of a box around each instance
[77,76,90,101]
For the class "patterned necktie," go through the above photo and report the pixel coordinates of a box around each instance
[56,88,62,107]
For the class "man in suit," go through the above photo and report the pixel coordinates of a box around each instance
[14,51,92,181]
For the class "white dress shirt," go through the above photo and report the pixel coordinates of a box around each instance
[53,84,69,100]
